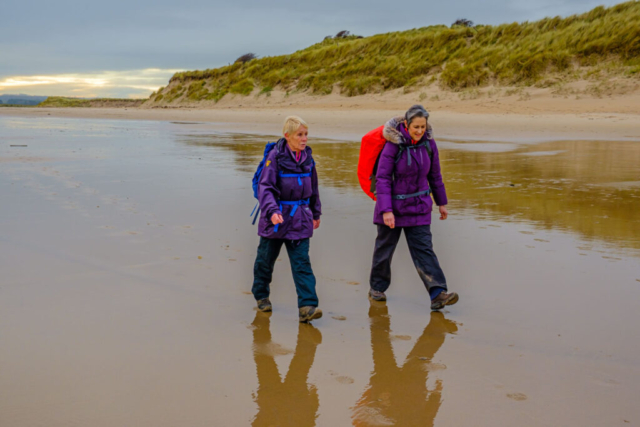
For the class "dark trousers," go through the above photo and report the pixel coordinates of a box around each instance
[370,224,447,294]
[252,237,318,308]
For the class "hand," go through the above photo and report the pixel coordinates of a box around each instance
[383,212,395,229]
[439,205,448,220]
[271,213,284,225]
[313,218,321,230]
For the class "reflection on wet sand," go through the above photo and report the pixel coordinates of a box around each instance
[352,305,458,426]
[251,312,322,427]
[443,140,640,253]
[181,133,640,254]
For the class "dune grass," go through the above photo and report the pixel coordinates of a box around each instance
[39,97,146,108]
[151,1,640,103]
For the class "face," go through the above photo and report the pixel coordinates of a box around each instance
[405,117,428,141]
[285,125,308,152]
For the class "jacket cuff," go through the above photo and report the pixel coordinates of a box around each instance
[377,195,393,213]
[433,193,448,207]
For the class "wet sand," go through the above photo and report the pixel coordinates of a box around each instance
[2,105,640,144]
[1,116,640,426]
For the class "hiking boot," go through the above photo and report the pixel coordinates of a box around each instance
[256,298,272,312]
[299,306,323,323]
[369,289,387,302]
[430,292,459,310]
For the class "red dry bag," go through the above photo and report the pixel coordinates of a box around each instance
[357,125,387,200]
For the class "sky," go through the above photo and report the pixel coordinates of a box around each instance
[1,0,625,98]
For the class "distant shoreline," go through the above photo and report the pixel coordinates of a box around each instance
[2,92,639,144]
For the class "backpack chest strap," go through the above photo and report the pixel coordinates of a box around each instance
[279,171,311,186]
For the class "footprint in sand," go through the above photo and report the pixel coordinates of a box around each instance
[332,316,347,321]
[602,256,622,261]
[242,291,252,295]
[519,231,535,235]
[336,376,355,384]
[255,342,293,356]
[328,371,354,384]
[534,239,549,243]
[423,362,447,371]
[347,281,360,285]
[507,393,527,401]
[392,335,412,341]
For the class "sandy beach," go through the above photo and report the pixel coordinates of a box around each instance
[2,81,640,144]
[1,106,640,426]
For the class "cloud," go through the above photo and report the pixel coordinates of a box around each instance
[0,69,181,98]
[1,0,625,97]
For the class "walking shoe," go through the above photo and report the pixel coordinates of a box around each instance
[430,292,459,310]
[369,289,387,302]
[256,298,272,312]
[299,306,323,323]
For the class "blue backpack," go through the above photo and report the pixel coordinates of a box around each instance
[250,142,277,224]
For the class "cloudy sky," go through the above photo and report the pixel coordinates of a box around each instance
[1,0,624,98]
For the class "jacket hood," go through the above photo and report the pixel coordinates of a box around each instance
[275,137,313,170]
[382,116,433,145]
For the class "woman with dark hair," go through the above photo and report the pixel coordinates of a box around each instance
[369,105,458,310]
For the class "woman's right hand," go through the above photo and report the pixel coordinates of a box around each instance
[271,213,284,225]
[383,212,395,229]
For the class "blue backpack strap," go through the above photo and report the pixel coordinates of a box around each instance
[279,171,311,186]
[274,199,310,233]
[278,160,314,185]
[250,141,278,223]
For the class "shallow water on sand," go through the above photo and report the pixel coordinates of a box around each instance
[1,116,640,426]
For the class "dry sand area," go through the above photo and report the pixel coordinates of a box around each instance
[2,82,640,142]
[1,97,640,426]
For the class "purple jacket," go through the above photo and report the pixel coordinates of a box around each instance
[257,138,322,239]
[373,117,447,227]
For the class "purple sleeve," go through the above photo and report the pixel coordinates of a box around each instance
[258,151,282,219]
[375,142,398,214]
[428,140,448,206]
[310,165,322,220]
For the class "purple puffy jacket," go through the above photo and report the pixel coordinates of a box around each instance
[373,117,448,227]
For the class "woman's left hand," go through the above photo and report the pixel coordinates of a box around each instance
[313,219,321,230]
[439,205,448,220]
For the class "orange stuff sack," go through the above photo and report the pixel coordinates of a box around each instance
[357,125,387,200]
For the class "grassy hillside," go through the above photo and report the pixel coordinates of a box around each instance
[149,1,640,105]
[38,97,146,108]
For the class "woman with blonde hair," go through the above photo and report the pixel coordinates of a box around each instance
[252,116,323,322]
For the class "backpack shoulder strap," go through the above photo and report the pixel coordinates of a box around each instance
[424,139,433,158]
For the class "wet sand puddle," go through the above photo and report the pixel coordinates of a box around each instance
[1,116,640,426]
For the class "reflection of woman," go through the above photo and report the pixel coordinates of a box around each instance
[252,116,323,322]
[352,305,458,426]
[369,105,459,310]
[251,312,322,427]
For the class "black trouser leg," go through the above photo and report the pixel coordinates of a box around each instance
[370,225,403,292]
[252,237,284,301]
[404,225,447,294]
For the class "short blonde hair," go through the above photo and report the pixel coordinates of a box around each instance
[282,115,308,137]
